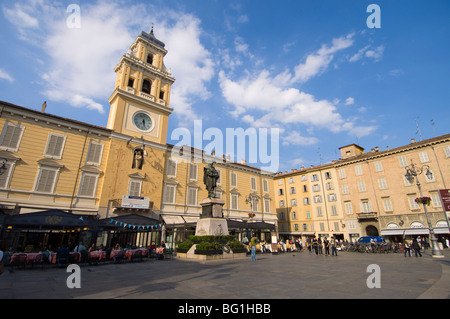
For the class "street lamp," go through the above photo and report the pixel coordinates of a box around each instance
[245,194,259,217]
[404,161,444,258]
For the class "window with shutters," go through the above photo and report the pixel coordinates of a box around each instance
[0,161,12,189]
[264,198,270,213]
[317,206,322,217]
[86,141,104,165]
[0,122,25,152]
[378,178,388,190]
[398,155,408,167]
[360,200,373,213]
[187,187,198,206]
[34,167,59,193]
[382,198,393,212]
[163,184,176,203]
[189,163,198,181]
[44,133,66,159]
[230,171,237,188]
[166,158,177,177]
[374,161,383,172]
[128,179,142,197]
[231,193,238,210]
[251,176,257,191]
[263,179,268,193]
[408,196,420,210]
[78,173,99,197]
[344,202,353,215]
[342,184,349,194]
[358,181,366,192]
[419,151,429,163]
[444,146,450,158]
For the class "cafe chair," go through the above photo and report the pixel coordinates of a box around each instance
[14,254,28,270]
[32,254,44,268]
[131,250,143,263]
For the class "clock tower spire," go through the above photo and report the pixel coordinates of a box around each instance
[107,29,175,145]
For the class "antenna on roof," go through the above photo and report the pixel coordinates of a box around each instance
[415,117,423,141]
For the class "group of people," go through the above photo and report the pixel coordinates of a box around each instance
[403,238,423,257]
[304,237,339,256]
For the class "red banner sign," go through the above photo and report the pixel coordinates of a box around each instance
[439,189,450,212]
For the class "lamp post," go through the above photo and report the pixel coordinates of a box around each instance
[245,195,259,214]
[404,161,444,258]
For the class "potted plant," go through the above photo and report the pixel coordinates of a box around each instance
[415,196,432,206]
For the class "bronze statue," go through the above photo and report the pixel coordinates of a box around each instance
[203,162,219,198]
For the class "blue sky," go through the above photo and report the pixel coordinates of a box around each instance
[1,0,449,172]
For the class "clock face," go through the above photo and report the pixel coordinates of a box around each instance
[133,111,153,131]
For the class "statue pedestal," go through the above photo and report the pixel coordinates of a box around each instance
[195,198,228,236]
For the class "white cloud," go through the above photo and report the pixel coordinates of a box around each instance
[0,69,14,83]
[157,14,215,124]
[4,0,214,121]
[282,131,319,146]
[349,45,384,63]
[219,34,377,143]
[3,4,39,29]
[345,97,355,105]
[292,33,354,83]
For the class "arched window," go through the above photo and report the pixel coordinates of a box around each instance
[142,79,152,94]
[147,54,153,65]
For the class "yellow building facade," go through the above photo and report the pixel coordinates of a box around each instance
[274,135,450,243]
[0,29,277,247]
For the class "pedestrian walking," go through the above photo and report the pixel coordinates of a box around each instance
[412,238,422,257]
[404,239,411,257]
[331,236,338,256]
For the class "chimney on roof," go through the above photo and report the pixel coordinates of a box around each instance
[411,138,416,144]
[41,101,47,113]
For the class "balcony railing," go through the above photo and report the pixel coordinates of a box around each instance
[357,211,378,220]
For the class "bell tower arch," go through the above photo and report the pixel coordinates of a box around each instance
[107,28,175,145]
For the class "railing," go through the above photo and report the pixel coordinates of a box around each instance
[357,211,378,220]
[140,92,155,102]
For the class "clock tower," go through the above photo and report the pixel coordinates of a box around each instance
[107,28,175,145]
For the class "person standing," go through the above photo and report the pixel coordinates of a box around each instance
[250,235,258,261]
[312,237,319,255]
[404,239,411,257]
[331,236,338,256]
[412,238,422,257]
[323,237,330,256]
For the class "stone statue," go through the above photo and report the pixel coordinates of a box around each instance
[203,162,219,198]
[132,148,144,170]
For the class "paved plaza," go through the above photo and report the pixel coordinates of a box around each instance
[1,249,449,300]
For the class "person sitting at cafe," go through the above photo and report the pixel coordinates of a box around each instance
[88,244,96,253]
[148,242,157,258]
[112,243,122,263]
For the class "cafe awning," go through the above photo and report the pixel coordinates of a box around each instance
[247,221,276,230]
[2,209,102,229]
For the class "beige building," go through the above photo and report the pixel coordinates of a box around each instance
[275,135,450,243]
[0,29,277,250]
